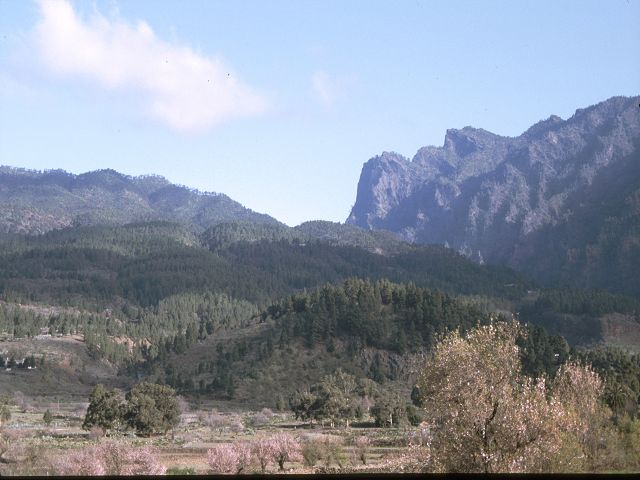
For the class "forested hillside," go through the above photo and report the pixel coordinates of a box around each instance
[0,215,638,475]
[0,221,531,309]
[0,167,278,234]
[1,220,638,405]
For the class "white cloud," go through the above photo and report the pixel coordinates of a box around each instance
[34,0,267,132]
[311,70,354,108]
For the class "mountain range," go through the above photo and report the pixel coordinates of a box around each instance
[347,95,640,297]
[2,96,639,299]
[1,96,639,413]
[0,166,278,235]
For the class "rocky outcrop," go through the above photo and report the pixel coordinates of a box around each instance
[348,96,640,295]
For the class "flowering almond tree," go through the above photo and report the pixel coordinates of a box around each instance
[119,446,166,475]
[551,360,608,468]
[252,437,275,473]
[51,447,106,476]
[354,435,371,465]
[270,433,302,471]
[416,320,605,473]
[51,441,165,476]
[248,433,302,472]
[207,442,252,474]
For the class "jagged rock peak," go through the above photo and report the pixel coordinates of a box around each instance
[524,115,564,138]
[374,151,410,164]
[445,126,510,156]
[347,95,640,296]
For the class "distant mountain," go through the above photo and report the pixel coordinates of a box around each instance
[0,167,279,234]
[347,96,640,297]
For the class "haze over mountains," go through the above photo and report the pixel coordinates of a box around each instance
[348,96,640,297]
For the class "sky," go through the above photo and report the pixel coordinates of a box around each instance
[0,0,638,226]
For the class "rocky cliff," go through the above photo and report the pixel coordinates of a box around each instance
[348,96,640,296]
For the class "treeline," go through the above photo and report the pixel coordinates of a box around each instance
[221,239,530,301]
[135,291,259,362]
[201,220,407,255]
[266,279,572,375]
[85,291,257,367]
[0,302,110,338]
[116,291,258,367]
[139,278,502,400]
[0,243,272,308]
[295,220,406,254]
[0,222,198,257]
[1,220,638,418]
[201,222,303,252]
[0,223,531,310]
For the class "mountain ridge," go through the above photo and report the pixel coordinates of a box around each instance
[347,95,640,296]
[0,166,279,234]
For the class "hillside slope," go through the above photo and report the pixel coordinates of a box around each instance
[0,167,278,234]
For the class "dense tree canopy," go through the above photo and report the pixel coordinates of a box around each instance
[83,382,180,436]
[269,278,494,354]
[123,382,180,436]
[83,384,123,434]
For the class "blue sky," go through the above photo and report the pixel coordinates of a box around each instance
[1,0,638,226]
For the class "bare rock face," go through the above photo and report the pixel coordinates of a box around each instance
[348,96,640,296]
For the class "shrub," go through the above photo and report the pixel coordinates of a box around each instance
[248,413,269,427]
[301,437,324,467]
[407,426,430,447]
[43,409,53,426]
[321,436,345,468]
[229,417,245,433]
[207,409,228,431]
[354,436,371,465]
[166,465,196,475]
[51,447,106,476]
